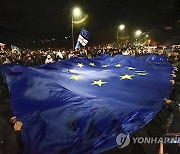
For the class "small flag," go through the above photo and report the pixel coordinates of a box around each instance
[11,45,20,53]
[75,27,89,50]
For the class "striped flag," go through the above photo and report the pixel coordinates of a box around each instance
[78,34,88,46]
[75,27,89,50]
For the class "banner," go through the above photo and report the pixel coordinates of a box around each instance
[0,54,173,153]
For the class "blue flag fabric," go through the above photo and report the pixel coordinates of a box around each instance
[80,27,90,40]
[75,41,81,51]
[0,54,173,154]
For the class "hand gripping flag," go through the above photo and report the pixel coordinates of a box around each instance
[0,54,173,154]
[75,27,89,50]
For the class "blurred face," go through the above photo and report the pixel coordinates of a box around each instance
[175,56,179,61]
[158,50,163,55]
[174,52,179,56]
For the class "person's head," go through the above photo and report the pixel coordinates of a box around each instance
[174,56,179,61]
[158,50,164,55]
[47,55,51,59]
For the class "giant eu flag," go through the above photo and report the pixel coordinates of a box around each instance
[0,54,173,154]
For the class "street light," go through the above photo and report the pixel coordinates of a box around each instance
[72,7,81,50]
[73,8,81,16]
[117,24,125,47]
[135,30,142,36]
[119,24,125,30]
[135,30,142,46]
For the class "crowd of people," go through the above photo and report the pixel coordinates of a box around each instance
[0,45,179,66]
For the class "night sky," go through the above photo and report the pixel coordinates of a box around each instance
[0,0,180,48]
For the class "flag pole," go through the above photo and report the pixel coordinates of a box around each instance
[72,17,74,50]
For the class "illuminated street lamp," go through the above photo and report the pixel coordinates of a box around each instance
[72,7,81,50]
[73,8,81,17]
[135,30,142,36]
[117,24,125,47]
[119,24,125,30]
[134,30,142,46]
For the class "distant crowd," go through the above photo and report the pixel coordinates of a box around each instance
[0,46,179,66]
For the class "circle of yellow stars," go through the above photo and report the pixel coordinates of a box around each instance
[67,63,149,87]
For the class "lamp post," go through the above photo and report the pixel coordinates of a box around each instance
[135,30,142,46]
[117,24,125,48]
[72,7,81,50]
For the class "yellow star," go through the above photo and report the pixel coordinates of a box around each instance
[68,69,75,73]
[90,63,96,67]
[77,63,84,68]
[115,64,122,68]
[70,75,81,81]
[127,67,136,70]
[119,74,134,80]
[102,65,109,68]
[91,79,107,87]
[135,70,146,73]
[135,73,149,76]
